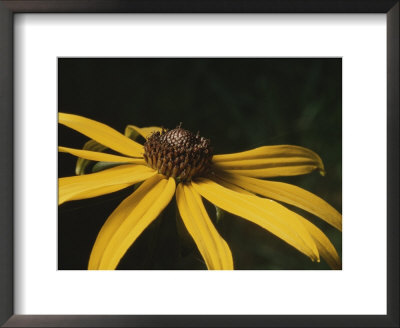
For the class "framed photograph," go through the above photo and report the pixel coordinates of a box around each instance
[1,1,398,327]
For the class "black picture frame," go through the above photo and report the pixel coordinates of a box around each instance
[0,1,398,327]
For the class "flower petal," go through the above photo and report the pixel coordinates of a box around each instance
[59,164,156,205]
[221,166,321,178]
[192,178,319,262]
[214,157,318,170]
[299,218,341,269]
[75,139,108,175]
[213,145,325,178]
[88,174,162,269]
[125,125,163,140]
[59,113,144,157]
[59,146,146,164]
[210,175,254,196]
[67,183,134,200]
[93,175,176,270]
[176,184,233,270]
[217,173,342,231]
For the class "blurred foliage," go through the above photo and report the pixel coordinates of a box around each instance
[58,58,341,270]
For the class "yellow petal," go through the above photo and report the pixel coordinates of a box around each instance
[59,164,156,205]
[214,157,318,170]
[88,174,163,269]
[218,173,342,231]
[94,175,176,270]
[223,166,320,178]
[59,113,144,157]
[299,218,341,269]
[176,184,233,270]
[59,146,146,165]
[214,145,324,163]
[75,139,107,175]
[125,125,163,140]
[213,145,325,178]
[69,183,134,200]
[192,178,319,262]
[210,175,254,196]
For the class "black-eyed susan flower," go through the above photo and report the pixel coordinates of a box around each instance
[58,113,342,270]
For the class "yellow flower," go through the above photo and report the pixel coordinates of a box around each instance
[58,113,342,270]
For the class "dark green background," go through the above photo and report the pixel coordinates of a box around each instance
[58,58,342,270]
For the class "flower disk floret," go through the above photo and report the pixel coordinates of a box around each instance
[143,125,213,181]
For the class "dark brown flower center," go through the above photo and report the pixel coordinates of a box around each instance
[143,125,213,182]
